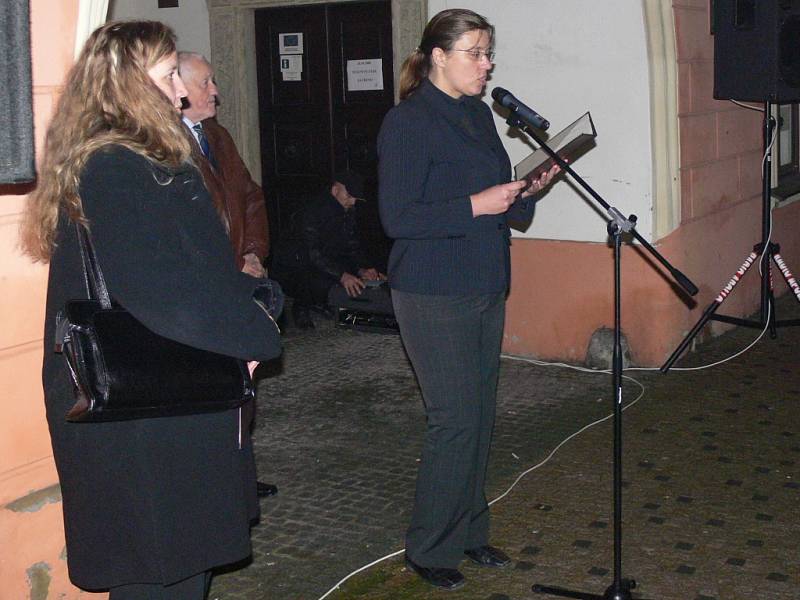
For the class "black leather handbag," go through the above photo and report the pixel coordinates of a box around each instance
[55,224,254,422]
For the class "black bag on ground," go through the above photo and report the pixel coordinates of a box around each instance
[327,282,394,315]
[328,283,398,334]
[55,224,254,422]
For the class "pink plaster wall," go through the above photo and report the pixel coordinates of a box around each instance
[505,198,800,366]
[0,1,103,598]
[504,2,800,366]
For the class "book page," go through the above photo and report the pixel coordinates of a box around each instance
[514,112,597,184]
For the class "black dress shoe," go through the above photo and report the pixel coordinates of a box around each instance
[256,481,278,498]
[464,545,511,567]
[404,554,465,591]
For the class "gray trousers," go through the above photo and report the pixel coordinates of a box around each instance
[393,290,505,568]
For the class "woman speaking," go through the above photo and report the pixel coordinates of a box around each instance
[378,8,558,591]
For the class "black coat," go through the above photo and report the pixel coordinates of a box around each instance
[42,146,282,589]
[299,192,368,279]
[273,191,369,279]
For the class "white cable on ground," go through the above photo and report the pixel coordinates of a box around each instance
[316,549,405,600]
[628,301,772,373]
[316,365,645,600]
[488,364,645,507]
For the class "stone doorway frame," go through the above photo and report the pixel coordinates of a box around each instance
[208,0,427,183]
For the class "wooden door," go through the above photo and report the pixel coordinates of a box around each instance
[255,1,394,268]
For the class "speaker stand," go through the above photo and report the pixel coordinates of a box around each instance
[661,99,800,372]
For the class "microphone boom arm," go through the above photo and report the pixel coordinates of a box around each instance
[504,111,698,297]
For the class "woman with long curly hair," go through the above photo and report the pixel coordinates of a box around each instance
[21,21,281,600]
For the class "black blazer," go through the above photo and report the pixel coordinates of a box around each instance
[378,78,534,295]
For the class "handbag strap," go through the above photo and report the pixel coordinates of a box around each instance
[75,223,113,310]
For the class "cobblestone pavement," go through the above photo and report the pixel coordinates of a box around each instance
[209,295,799,600]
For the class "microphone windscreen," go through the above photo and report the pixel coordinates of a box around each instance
[491,87,509,103]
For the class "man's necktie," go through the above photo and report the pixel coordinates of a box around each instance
[192,123,215,167]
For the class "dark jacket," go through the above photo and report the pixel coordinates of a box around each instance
[378,78,534,295]
[273,191,368,279]
[300,191,368,278]
[197,118,269,268]
[42,146,281,589]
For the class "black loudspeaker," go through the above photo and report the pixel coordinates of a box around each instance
[714,0,800,102]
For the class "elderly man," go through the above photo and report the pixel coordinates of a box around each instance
[179,52,277,499]
[178,51,268,278]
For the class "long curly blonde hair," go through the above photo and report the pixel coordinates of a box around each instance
[21,20,194,262]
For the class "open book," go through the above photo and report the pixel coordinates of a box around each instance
[514,112,596,184]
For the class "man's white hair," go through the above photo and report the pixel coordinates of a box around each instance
[177,51,209,74]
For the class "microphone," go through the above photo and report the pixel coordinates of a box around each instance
[491,87,550,131]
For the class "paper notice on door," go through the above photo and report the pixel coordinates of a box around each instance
[346,59,383,91]
[280,54,302,81]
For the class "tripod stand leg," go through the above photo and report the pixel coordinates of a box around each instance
[531,583,603,599]
[773,252,800,303]
[660,301,719,372]
[532,578,638,600]
[661,251,759,373]
[772,251,800,326]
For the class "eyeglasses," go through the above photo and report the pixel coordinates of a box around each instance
[451,48,495,62]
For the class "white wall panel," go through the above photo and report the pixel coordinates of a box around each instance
[427,0,653,242]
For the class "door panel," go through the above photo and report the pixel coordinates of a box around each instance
[255,1,393,269]
[255,5,331,242]
[328,1,394,266]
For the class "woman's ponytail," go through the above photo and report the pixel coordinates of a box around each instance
[398,48,428,100]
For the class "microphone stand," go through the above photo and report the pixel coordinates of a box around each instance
[500,111,698,600]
